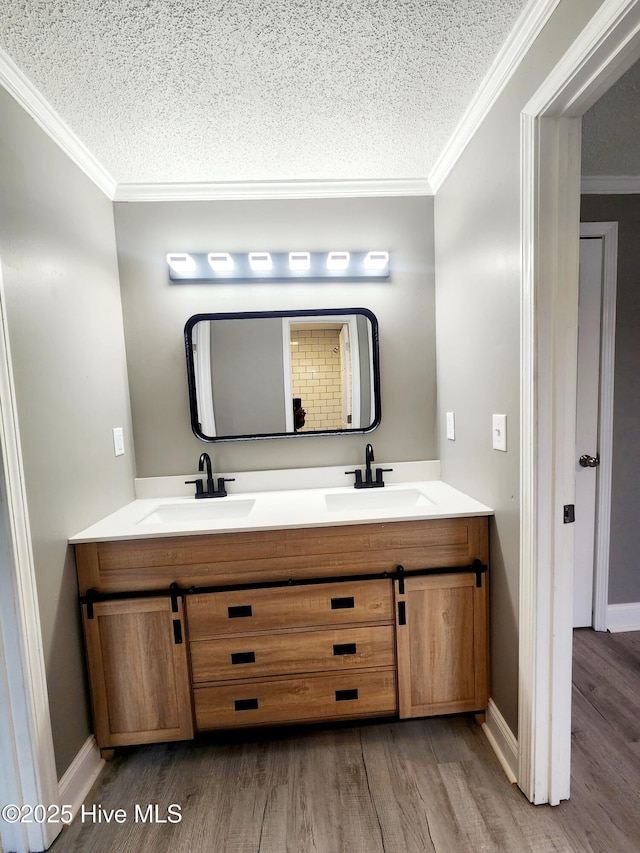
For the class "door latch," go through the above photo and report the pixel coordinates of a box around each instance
[579,454,600,468]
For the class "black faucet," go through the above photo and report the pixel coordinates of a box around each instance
[185,453,235,498]
[346,443,393,489]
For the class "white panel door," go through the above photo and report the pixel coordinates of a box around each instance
[573,236,603,628]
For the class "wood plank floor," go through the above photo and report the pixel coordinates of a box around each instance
[50,629,640,852]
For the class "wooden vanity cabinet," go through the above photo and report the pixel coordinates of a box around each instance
[81,596,193,749]
[394,570,489,718]
[74,515,489,748]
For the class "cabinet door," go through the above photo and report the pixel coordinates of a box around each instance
[395,572,488,718]
[82,597,194,748]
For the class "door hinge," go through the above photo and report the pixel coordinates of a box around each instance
[563,504,575,524]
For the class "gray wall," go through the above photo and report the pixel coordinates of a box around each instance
[434,0,605,734]
[114,196,437,477]
[581,195,640,604]
[0,88,135,776]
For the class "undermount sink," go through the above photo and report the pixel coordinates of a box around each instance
[324,488,433,513]
[139,498,256,525]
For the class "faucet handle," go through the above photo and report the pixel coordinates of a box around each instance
[215,477,235,496]
[375,467,393,485]
[345,469,363,486]
[185,478,204,496]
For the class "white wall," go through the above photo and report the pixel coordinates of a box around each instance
[0,87,135,776]
[114,196,437,477]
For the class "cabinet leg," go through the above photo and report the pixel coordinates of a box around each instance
[100,748,115,761]
[474,712,486,726]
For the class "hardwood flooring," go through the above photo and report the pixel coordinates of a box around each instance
[50,629,640,852]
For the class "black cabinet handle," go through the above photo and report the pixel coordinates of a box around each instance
[234,698,259,711]
[173,619,183,644]
[398,601,406,626]
[231,651,256,665]
[333,643,357,656]
[228,605,252,619]
[331,596,355,610]
[335,689,359,701]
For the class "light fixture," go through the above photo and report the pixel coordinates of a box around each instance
[166,252,196,273]
[288,252,311,271]
[208,252,235,272]
[248,252,273,272]
[326,251,350,271]
[363,251,389,270]
[167,251,389,281]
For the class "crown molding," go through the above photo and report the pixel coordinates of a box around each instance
[581,174,640,193]
[428,0,562,193]
[0,49,117,199]
[112,177,433,202]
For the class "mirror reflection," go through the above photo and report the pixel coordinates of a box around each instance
[185,309,380,441]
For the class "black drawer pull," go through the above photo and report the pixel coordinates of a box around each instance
[331,596,355,610]
[231,651,256,665]
[234,698,259,711]
[173,619,183,644]
[228,605,253,619]
[333,642,357,656]
[335,689,359,702]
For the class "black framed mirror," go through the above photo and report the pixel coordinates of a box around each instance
[185,308,381,441]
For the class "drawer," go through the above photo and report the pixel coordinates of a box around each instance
[194,668,397,730]
[187,579,393,639]
[190,625,395,683]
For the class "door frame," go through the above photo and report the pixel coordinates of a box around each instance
[519,0,640,806]
[578,222,618,632]
[0,267,60,852]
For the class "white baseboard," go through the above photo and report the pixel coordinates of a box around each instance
[606,602,640,633]
[483,698,518,784]
[581,175,640,194]
[58,736,104,821]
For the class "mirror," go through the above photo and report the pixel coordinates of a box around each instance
[184,308,381,441]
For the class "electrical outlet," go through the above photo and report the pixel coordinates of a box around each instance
[492,414,507,451]
[446,411,455,441]
[113,427,125,457]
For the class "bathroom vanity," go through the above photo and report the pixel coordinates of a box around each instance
[71,476,492,753]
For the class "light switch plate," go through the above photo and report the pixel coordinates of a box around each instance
[446,411,455,441]
[113,427,125,457]
[492,414,507,451]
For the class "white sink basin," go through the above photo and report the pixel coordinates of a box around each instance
[139,499,256,525]
[325,488,433,513]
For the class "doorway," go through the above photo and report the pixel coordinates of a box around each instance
[519,0,640,806]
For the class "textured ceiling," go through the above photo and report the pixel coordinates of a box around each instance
[0,1,529,185]
[582,57,640,176]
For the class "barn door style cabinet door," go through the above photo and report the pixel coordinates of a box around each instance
[81,595,194,750]
[394,568,489,719]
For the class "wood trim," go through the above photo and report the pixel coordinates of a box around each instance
[428,0,562,191]
[112,177,433,202]
[581,175,640,193]
[0,47,116,198]
[0,262,60,852]
[519,0,640,807]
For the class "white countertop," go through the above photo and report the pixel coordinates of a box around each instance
[69,480,493,544]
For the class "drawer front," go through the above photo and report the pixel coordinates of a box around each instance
[190,625,395,683]
[187,579,393,639]
[194,668,397,730]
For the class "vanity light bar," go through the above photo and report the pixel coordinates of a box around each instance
[167,251,390,282]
